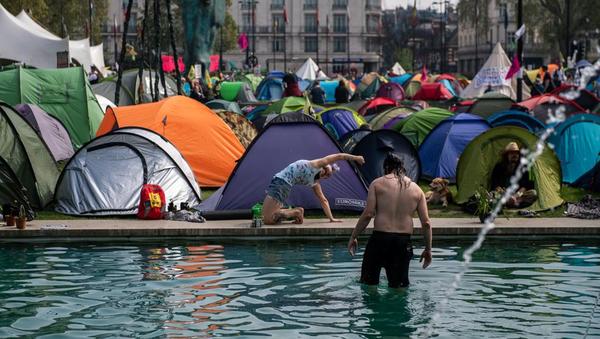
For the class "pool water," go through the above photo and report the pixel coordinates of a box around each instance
[0,238,598,338]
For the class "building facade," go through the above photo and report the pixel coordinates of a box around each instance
[226,0,383,75]
[457,0,549,77]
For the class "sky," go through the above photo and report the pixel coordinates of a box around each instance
[382,0,459,10]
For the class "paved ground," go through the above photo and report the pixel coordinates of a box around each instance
[0,217,599,241]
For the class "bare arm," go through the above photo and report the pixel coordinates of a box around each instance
[310,153,364,168]
[348,181,377,255]
[312,183,340,222]
[417,190,433,268]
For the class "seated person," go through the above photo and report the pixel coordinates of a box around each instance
[262,153,365,224]
[490,142,537,208]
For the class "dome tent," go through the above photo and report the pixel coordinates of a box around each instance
[467,92,515,118]
[199,113,368,212]
[487,110,546,134]
[456,126,563,211]
[392,107,454,146]
[369,106,416,130]
[92,69,179,106]
[14,103,74,162]
[0,102,59,210]
[317,107,367,140]
[206,99,243,115]
[419,113,491,181]
[96,96,244,187]
[548,114,600,184]
[348,130,421,185]
[55,128,201,216]
[214,110,258,148]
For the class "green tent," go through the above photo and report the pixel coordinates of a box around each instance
[263,96,311,115]
[468,92,515,118]
[392,107,454,146]
[0,67,104,149]
[0,102,59,209]
[456,126,563,211]
[220,82,243,101]
[370,106,416,130]
[405,80,422,98]
[234,73,263,92]
[359,77,382,99]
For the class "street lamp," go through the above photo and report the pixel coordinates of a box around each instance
[432,0,450,73]
[239,0,258,69]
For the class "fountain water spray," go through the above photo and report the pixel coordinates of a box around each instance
[417,56,600,338]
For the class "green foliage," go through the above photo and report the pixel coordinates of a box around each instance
[212,13,239,53]
[393,48,413,72]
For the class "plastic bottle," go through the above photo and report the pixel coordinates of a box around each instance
[251,203,263,227]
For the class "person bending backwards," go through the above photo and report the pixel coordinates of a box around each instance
[348,153,432,288]
[263,153,365,225]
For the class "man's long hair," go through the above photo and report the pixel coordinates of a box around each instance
[383,152,408,189]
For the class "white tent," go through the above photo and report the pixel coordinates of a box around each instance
[0,4,69,69]
[462,43,529,100]
[391,62,406,75]
[15,10,106,75]
[296,57,328,81]
[95,94,116,113]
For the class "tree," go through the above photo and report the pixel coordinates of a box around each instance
[3,0,49,22]
[212,12,239,53]
[456,0,489,35]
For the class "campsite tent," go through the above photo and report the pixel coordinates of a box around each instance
[339,128,373,152]
[219,81,257,102]
[376,82,405,102]
[411,82,454,101]
[92,69,179,106]
[515,94,584,123]
[0,102,59,210]
[296,58,328,80]
[456,126,563,211]
[548,114,600,184]
[390,73,413,86]
[0,67,104,149]
[358,97,397,117]
[55,128,202,216]
[419,113,491,181]
[317,107,367,140]
[14,104,74,162]
[468,92,515,118]
[199,113,368,212]
[369,106,416,130]
[263,96,310,115]
[96,96,245,187]
[392,107,454,146]
[237,73,263,91]
[0,4,69,69]
[552,85,600,112]
[348,130,421,185]
[95,94,116,112]
[320,80,341,103]
[214,110,258,148]
[360,76,384,99]
[461,43,530,100]
[206,99,243,115]
[390,62,406,76]
[256,77,284,101]
[487,110,546,133]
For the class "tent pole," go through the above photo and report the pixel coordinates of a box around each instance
[115,0,134,105]
[155,0,168,98]
[138,0,150,103]
[166,0,182,94]
[152,0,161,101]
[516,0,523,102]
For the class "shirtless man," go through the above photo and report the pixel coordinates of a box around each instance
[347,153,432,288]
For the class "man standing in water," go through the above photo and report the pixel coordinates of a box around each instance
[348,153,432,288]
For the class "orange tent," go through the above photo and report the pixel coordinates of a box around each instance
[96,96,244,187]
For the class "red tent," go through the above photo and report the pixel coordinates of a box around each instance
[515,94,585,122]
[358,97,398,116]
[375,82,405,102]
[412,83,454,101]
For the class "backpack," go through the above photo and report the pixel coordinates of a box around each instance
[137,184,166,220]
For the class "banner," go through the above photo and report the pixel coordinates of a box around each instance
[473,67,510,88]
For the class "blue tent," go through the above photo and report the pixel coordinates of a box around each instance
[256,77,284,101]
[548,114,600,184]
[320,80,340,103]
[439,79,458,97]
[487,110,546,134]
[246,105,269,121]
[419,113,491,181]
[267,70,285,78]
[317,107,366,140]
[389,73,413,86]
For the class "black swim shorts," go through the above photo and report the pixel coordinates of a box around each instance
[360,230,413,288]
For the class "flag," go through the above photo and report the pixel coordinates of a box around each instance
[515,24,526,40]
[346,6,351,22]
[505,53,521,80]
[421,64,428,82]
[113,15,117,33]
[283,7,288,24]
[237,33,248,50]
[410,0,418,27]
[204,69,212,89]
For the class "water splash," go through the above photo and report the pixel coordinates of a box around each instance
[418,59,600,338]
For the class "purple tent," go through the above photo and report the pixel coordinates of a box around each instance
[319,108,363,140]
[376,82,405,102]
[14,104,74,161]
[200,113,368,211]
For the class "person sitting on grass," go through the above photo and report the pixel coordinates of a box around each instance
[262,153,365,225]
[490,142,538,208]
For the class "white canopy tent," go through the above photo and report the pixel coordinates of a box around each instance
[14,9,106,75]
[391,62,406,75]
[296,57,328,81]
[0,4,69,69]
[462,43,530,100]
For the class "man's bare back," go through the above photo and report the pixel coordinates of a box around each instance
[370,174,427,234]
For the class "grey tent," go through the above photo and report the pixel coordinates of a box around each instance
[91,69,178,106]
[0,102,59,209]
[54,127,202,216]
[206,99,243,115]
[14,104,74,162]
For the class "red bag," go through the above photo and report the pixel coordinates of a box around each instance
[137,184,166,220]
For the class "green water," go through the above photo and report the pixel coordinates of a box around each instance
[0,238,598,338]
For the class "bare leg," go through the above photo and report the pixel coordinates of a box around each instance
[263,195,283,225]
[292,207,304,224]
